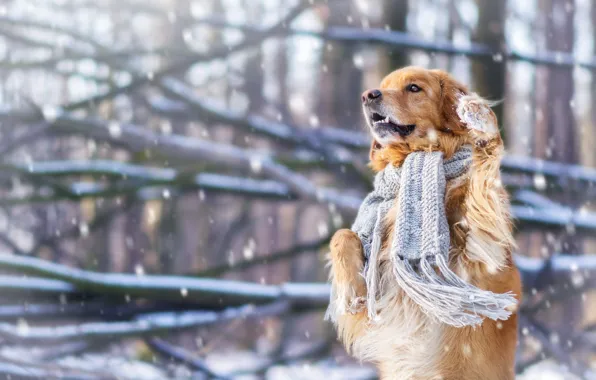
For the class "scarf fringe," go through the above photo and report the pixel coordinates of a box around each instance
[365,202,392,320]
[387,255,516,327]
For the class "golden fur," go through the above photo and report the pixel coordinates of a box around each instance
[328,67,522,380]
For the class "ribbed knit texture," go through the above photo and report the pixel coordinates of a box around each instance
[351,146,517,327]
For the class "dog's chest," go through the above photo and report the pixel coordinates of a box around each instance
[353,284,446,378]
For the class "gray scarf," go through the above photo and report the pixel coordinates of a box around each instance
[353,146,516,327]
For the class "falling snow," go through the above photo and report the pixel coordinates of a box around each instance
[134,264,145,276]
[108,121,122,138]
[249,157,263,174]
[79,223,89,237]
[533,174,547,191]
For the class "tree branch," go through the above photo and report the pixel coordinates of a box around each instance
[0,301,290,344]
[195,236,331,278]
[0,255,331,309]
[146,338,230,379]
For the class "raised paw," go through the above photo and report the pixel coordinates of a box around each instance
[456,93,498,137]
[347,296,366,315]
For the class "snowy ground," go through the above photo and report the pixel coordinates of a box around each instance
[0,345,590,379]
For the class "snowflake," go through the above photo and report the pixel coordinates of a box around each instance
[79,223,89,237]
[108,121,122,138]
[533,174,547,191]
[243,238,256,260]
[135,264,145,276]
[522,327,529,336]
[353,54,364,69]
[549,332,560,345]
[332,213,343,228]
[565,222,576,235]
[183,29,193,43]
[571,272,584,288]
[17,318,29,336]
[317,221,329,237]
[160,120,172,135]
[289,95,306,114]
[42,105,59,122]
[249,157,263,174]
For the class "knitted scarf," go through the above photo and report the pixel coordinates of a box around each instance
[352,146,516,327]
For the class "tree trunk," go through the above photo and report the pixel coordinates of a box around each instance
[384,0,409,71]
[318,2,363,128]
[472,0,506,125]
[534,0,580,347]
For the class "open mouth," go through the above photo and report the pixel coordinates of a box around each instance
[371,112,416,136]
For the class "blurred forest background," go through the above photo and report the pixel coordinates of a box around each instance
[0,0,595,379]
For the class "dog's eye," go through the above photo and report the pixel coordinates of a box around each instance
[406,84,421,93]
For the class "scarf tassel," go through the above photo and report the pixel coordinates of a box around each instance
[391,254,517,327]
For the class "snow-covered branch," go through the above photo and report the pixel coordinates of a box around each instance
[0,255,331,309]
[0,301,291,344]
[0,254,594,314]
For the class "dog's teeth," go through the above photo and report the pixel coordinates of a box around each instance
[384,117,390,123]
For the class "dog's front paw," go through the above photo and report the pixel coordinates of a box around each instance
[347,296,366,315]
[456,94,498,139]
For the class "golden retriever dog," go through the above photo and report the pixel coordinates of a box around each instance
[327,66,521,380]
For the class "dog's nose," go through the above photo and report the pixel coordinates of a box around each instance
[362,89,382,103]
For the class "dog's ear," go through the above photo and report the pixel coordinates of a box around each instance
[369,139,382,161]
[431,70,469,133]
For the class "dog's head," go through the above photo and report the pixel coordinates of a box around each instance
[362,66,474,171]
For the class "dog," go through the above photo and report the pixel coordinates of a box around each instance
[327,66,521,380]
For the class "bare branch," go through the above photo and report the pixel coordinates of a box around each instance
[0,255,331,309]
[0,301,290,344]
[184,18,596,70]
[0,301,196,322]
[146,338,230,379]
[195,236,331,278]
